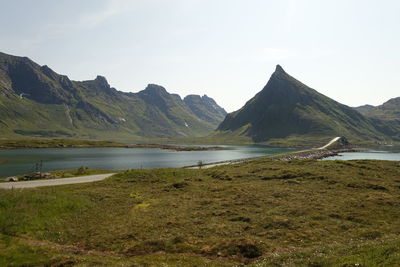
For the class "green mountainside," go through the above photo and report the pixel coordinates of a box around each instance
[355,98,400,140]
[215,65,392,145]
[0,52,226,139]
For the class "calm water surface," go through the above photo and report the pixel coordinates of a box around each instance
[0,145,294,177]
[324,146,400,161]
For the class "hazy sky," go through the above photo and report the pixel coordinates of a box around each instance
[1,0,399,112]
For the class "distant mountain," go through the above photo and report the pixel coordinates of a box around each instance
[215,65,390,144]
[354,104,375,113]
[0,52,225,139]
[355,98,400,120]
[355,98,400,140]
[184,94,227,125]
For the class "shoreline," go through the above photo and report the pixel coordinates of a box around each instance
[275,148,358,161]
[186,147,357,169]
[0,143,224,152]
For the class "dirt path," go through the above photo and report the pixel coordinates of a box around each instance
[0,173,115,189]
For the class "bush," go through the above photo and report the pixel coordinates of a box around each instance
[61,173,74,178]
[197,160,204,169]
[75,166,89,175]
[237,243,262,258]
[213,240,263,258]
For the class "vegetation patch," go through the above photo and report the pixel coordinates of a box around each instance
[0,159,400,265]
[0,138,125,149]
[14,129,73,137]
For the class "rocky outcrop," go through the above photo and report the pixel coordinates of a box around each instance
[184,94,227,125]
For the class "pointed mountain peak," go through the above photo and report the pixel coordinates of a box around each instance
[274,64,286,74]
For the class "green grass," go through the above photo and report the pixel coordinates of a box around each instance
[215,66,396,146]
[0,138,127,149]
[49,167,113,178]
[0,158,400,265]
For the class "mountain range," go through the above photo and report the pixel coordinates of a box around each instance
[215,65,399,145]
[355,98,400,141]
[0,52,226,139]
[1,51,398,145]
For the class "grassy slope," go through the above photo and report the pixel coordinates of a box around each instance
[357,98,400,121]
[1,158,400,266]
[355,98,400,141]
[216,66,392,145]
[0,52,225,140]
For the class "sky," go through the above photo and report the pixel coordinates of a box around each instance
[0,0,399,112]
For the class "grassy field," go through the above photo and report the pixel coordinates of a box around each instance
[0,138,223,152]
[0,158,400,266]
[49,167,112,178]
[1,167,112,180]
[0,139,126,149]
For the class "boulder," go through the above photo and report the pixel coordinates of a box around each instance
[5,176,18,182]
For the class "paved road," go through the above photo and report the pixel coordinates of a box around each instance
[189,137,344,169]
[0,173,115,189]
[318,137,341,150]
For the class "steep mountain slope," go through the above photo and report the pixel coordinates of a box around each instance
[355,98,400,140]
[184,94,227,125]
[0,52,225,139]
[216,65,388,144]
[134,84,217,137]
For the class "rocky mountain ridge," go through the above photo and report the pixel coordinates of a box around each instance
[0,52,226,139]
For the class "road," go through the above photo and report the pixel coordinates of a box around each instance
[188,137,344,169]
[318,137,341,150]
[0,173,115,189]
[1,138,343,187]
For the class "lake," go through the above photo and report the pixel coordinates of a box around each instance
[0,145,294,177]
[324,146,400,161]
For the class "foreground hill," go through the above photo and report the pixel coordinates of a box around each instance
[355,97,400,141]
[215,65,390,145]
[0,52,226,139]
[1,159,399,266]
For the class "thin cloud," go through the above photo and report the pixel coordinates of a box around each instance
[12,0,133,50]
[78,0,133,29]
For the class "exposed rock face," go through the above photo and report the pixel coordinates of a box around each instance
[0,52,226,139]
[216,65,389,143]
[184,94,227,125]
[94,75,110,88]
